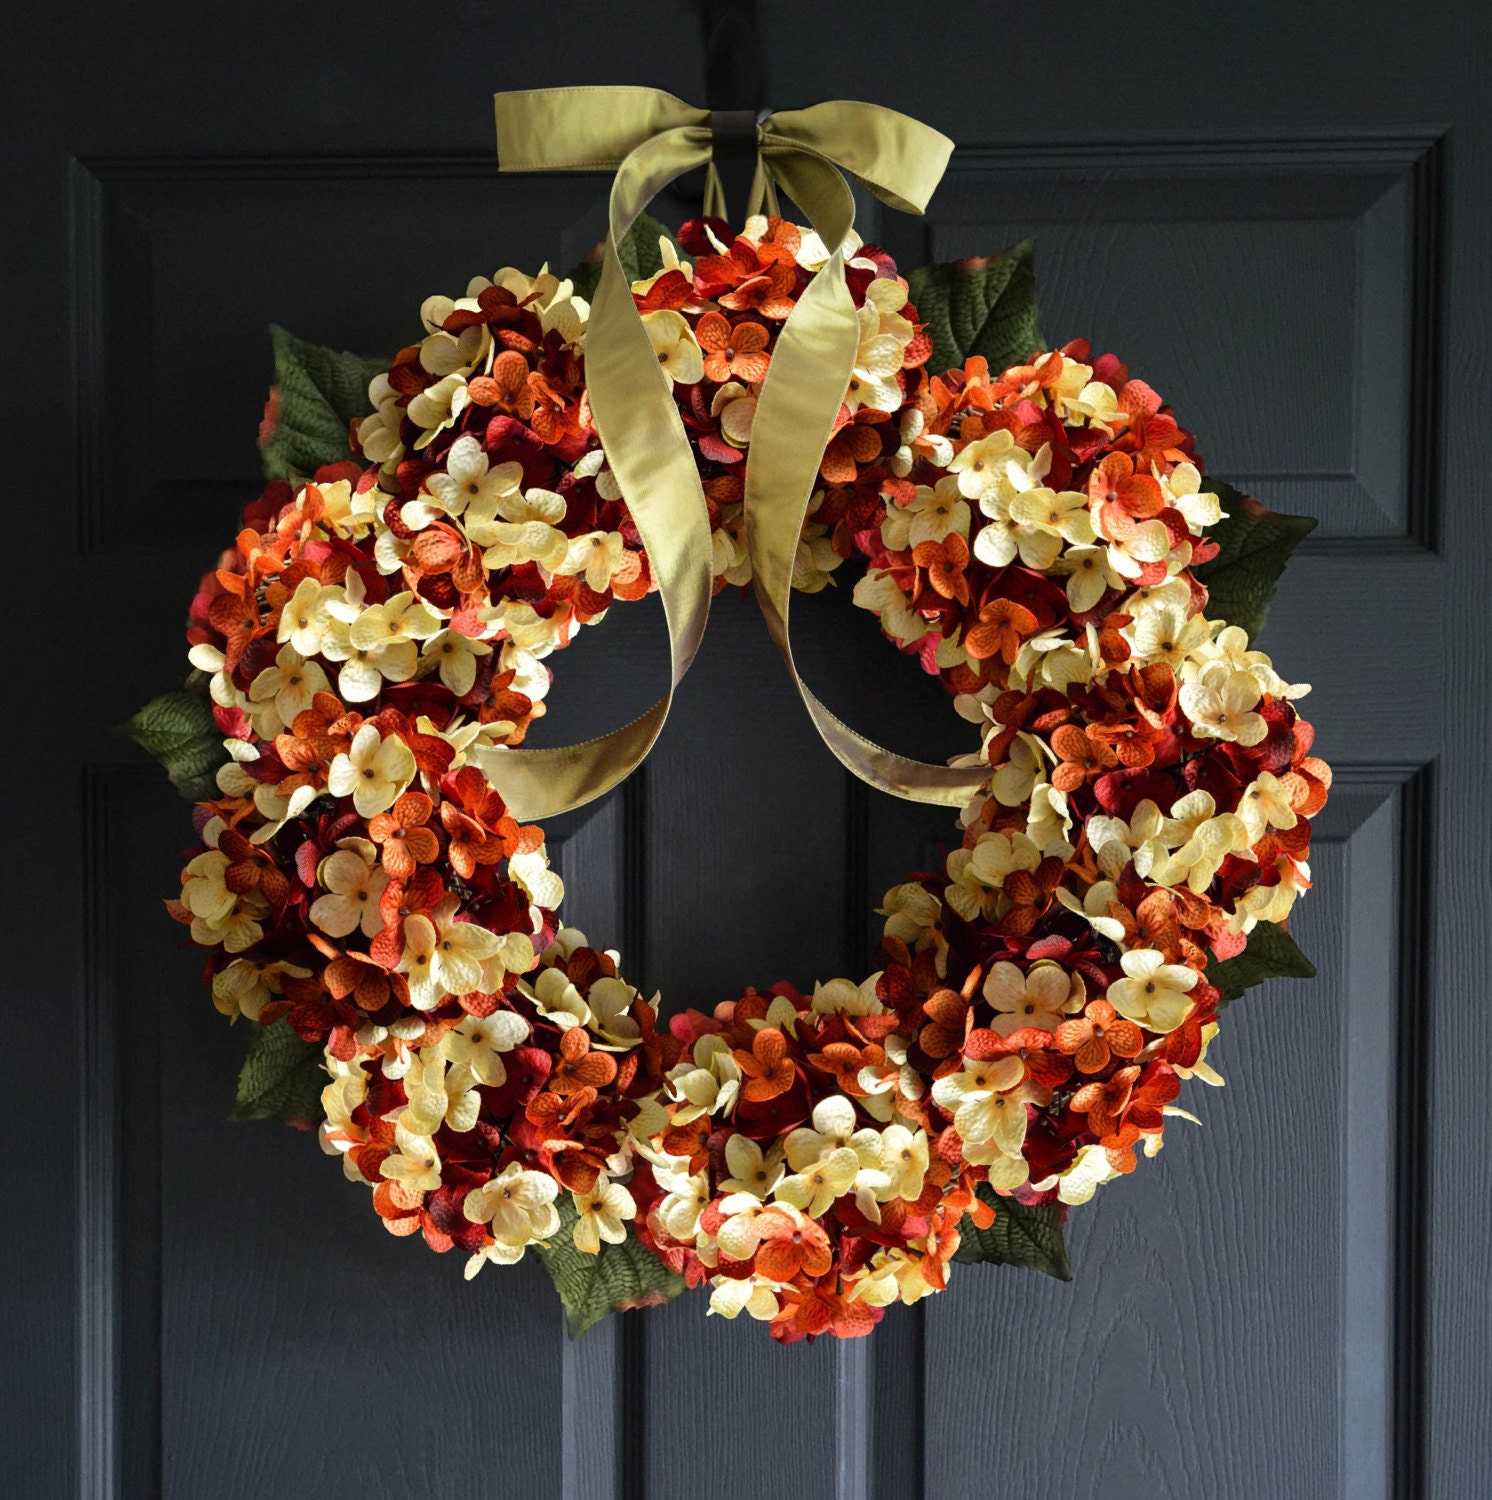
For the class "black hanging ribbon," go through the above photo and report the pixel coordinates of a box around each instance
[701,0,768,217]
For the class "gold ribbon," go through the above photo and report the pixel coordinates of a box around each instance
[486,86,990,818]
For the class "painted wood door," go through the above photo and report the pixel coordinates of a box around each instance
[7,2,1488,1496]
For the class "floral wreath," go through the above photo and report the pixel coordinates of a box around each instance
[131,90,1327,1343]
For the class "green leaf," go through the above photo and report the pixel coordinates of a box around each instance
[1193,481,1317,641]
[536,1194,685,1339]
[1207,920,1317,1009]
[231,1018,328,1127]
[952,1184,1071,1280]
[260,323,387,483]
[118,688,225,802]
[907,240,1044,376]
[565,212,683,304]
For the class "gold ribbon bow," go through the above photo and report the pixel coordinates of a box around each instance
[487,86,991,818]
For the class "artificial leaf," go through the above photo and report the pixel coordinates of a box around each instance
[536,1194,685,1339]
[566,212,683,304]
[260,323,386,483]
[1193,481,1317,641]
[118,688,225,802]
[907,240,1043,376]
[952,1183,1071,1280]
[1207,919,1316,1008]
[231,1017,327,1127]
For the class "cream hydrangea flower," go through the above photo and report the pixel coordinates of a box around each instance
[464,485,570,571]
[1162,462,1225,532]
[880,475,970,551]
[1037,1141,1121,1205]
[327,722,417,818]
[877,1124,929,1202]
[810,974,884,1016]
[983,960,1079,1036]
[710,379,758,448]
[418,314,490,379]
[571,1175,636,1254]
[248,645,328,733]
[356,372,404,466]
[889,404,953,475]
[1106,516,1174,580]
[463,1161,561,1248]
[420,629,492,697]
[852,569,926,644]
[276,576,340,657]
[1226,856,1310,933]
[378,1121,442,1195]
[708,1273,779,1321]
[792,524,842,593]
[319,1053,370,1177]
[784,1097,881,1172]
[248,779,319,848]
[864,275,915,341]
[654,1167,711,1241]
[931,1057,1029,1155]
[351,591,443,653]
[1180,660,1268,745]
[848,1247,941,1307]
[1187,623,1310,699]
[210,957,309,1023]
[1107,948,1199,1033]
[630,233,694,296]
[509,847,564,912]
[536,276,589,346]
[586,976,645,1049]
[555,530,633,593]
[1008,486,1096,557]
[666,1045,741,1125]
[1147,804,1250,894]
[309,845,389,939]
[1048,361,1122,432]
[718,1134,784,1199]
[944,830,1042,922]
[1054,879,1128,943]
[1052,543,1123,613]
[325,592,442,703]
[774,1147,862,1218]
[407,372,470,448]
[641,310,704,384]
[402,435,523,529]
[180,849,235,928]
[712,1193,775,1260]
[878,881,945,960]
[401,1046,480,1136]
[948,427,1024,503]
[1131,602,1210,670]
[440,1009,530,1087]
[397,897,508,1010]
[529,965,591,1030]
[1086,800,1165,879]
[1238,772,1299,844]
[843,299,906,413]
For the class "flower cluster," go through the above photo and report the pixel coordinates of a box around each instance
[603,220,1330,1338]
[170,210,1328,1328]
[172,429,670,1272]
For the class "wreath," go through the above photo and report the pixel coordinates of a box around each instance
[131,91,1328,1343]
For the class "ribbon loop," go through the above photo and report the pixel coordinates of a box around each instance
[485,86,986,819]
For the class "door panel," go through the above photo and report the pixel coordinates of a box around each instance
[9,3,1487,1496]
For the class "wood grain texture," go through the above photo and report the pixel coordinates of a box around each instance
[7,3,1489,1495]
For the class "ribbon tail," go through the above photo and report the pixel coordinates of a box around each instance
[490,115,717,818]
[744,149,989,807]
